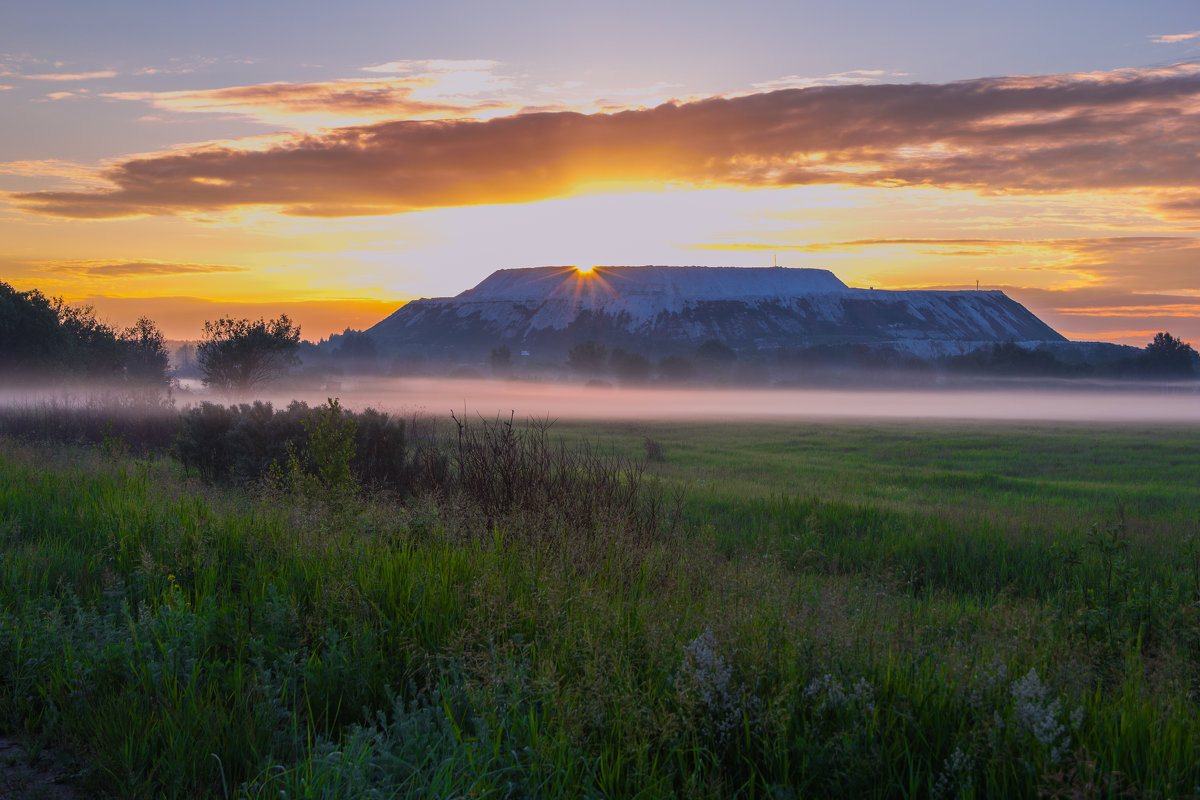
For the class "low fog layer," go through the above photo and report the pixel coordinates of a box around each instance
[246,378,1200,424]
[4,378,1197,424]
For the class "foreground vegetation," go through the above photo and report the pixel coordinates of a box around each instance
[1,403,1200,797]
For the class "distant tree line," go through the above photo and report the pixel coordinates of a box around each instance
[1,280,305,395]
[0,281,169,388]
[943,334,1198,379]
[558,338,748,386]
[555,333,1198,387]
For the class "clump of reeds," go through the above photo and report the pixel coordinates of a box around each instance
[446,412,682,546]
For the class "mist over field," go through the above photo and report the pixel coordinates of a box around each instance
[3,377,1198,424]
[212,378,1200,424]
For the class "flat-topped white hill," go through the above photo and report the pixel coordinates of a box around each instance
[459,266,849,304]
[367,265,1065,360]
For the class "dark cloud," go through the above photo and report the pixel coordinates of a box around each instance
[15,64,1200,219]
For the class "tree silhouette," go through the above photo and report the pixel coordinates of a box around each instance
[120,317,170,386]
[489,345,512,376]
[0,281,73,376]
[53,300,125,379]
[610,347,651,384]
[657,354,695,382]
[567,340,608,376]
[1140,332,1197,377]
[198,315,301,394]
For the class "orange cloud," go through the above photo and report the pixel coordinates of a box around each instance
[1052,303,1200,317]
[690,235,1200,321]
[104,80,511,125]
[31,259,250,278]
[23,70,116,81]
[15,63,1200,219]
[696,238,1019,253]
[997,285,1200,345]
[1037,237,1200,288]
[0,159,109,183]
[1151,31,1200,44]
[103,60,534,127]
[694,236,1200,287]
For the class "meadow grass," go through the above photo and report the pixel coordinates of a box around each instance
[0,414,1199,797]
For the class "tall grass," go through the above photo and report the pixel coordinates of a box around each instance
[1,414,1199,797]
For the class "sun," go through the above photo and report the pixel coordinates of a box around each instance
[575,265,595,274]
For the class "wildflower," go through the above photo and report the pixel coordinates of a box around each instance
[932,746,973,800]
[803,673,875,716]
[1009,668,1076,764]
[676,628,756,746]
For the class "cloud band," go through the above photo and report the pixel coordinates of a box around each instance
[14,63,1200,219]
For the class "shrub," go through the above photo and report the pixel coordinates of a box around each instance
[174,401,442,498]
[283,398,360,502]
[174,402,236,481]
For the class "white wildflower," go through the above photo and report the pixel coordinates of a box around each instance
[676,628,750,745]
[931,746,973,800]
[969,658,1008,709]
[803,673,874,716]
[1009,668,1073,764]
[678,628,732,711]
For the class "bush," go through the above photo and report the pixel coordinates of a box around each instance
[657,355,695,383]
[174,402,236,482]
[174,401,443,498]
[292,398,360,501]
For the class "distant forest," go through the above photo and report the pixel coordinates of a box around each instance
[3,280,1197,391]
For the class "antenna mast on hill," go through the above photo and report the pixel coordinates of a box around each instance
[773,253,778,268]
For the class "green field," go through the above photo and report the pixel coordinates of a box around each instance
[2,413,1199,798]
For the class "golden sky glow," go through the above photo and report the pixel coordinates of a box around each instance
[3,18,1200,344]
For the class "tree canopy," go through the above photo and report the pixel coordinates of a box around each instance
[610,347,651,384]
[695,339,737,365]
[567,340,608,375]
[198,315,301,393]
[0,281,74,375]
[120,317,171,386]
[1140,332,1197,377]
[0,281,169,387]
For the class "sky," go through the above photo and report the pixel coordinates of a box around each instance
[2,0,1199,345]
